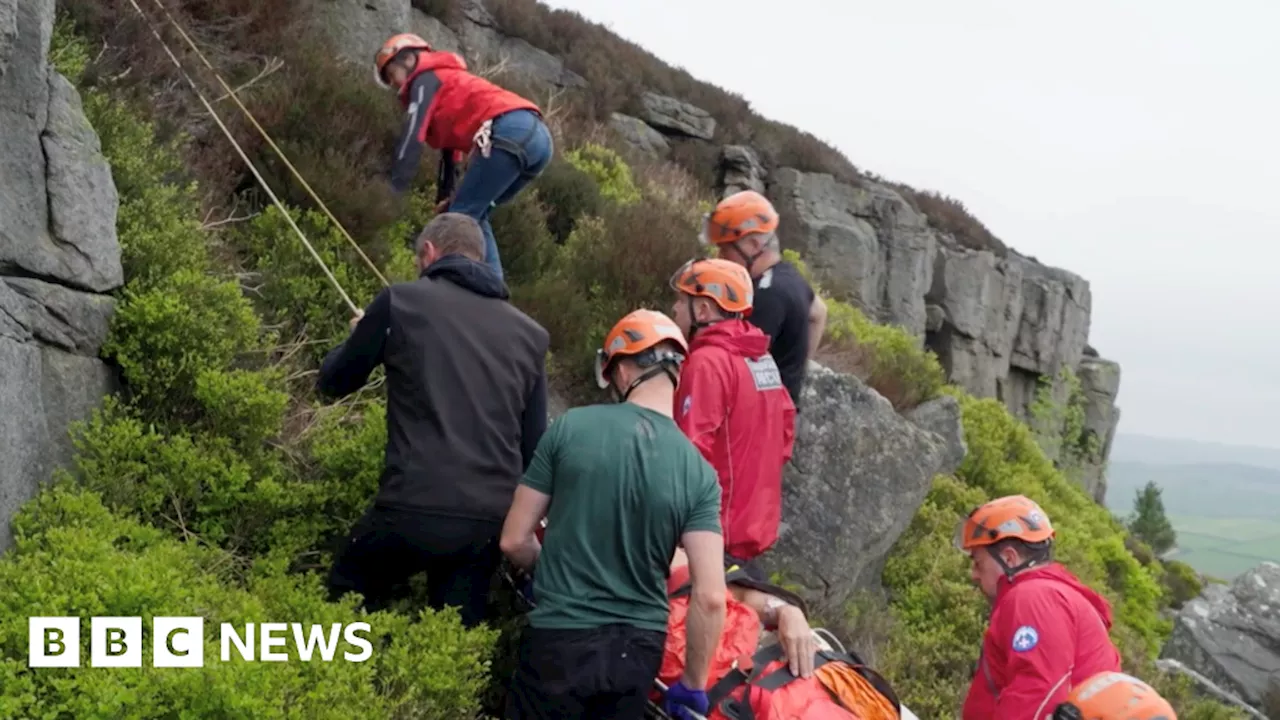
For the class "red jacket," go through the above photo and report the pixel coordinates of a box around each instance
[961,563,1123,720]
[397,50,540,155]
[674,320,796,561]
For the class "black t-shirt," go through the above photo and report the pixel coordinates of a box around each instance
[748,261,814,410]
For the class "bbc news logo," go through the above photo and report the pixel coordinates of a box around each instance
[28,617,373,668]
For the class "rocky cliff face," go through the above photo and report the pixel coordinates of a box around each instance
[0,0,122,551]
[314,0,1122,500]
[1161,562,1280,714]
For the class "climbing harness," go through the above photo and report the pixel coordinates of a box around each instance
[121,0,392,313]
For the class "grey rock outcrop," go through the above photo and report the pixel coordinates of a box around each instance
[639,91,716,140]
[925,245,1023,398]
[0,0,121,552]
[609,112,670,157]
[1075,356,1122,501]
[719,145,766,197]
[769,168,936,338]
[452,0,585,92]
[1155,659,1268,719]
[760,363,965,616]
[1161,562,1280,712]
[766,165,1122,497]
[315,0,583,96]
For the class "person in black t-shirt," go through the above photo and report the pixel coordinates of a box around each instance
[698,190,827,410]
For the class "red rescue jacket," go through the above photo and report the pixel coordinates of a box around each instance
[397,50,540,155]
[961,563,1123,720]
[675,320,797,561]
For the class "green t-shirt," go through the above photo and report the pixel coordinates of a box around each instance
[521,402,722,632]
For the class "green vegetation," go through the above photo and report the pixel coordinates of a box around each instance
[1027,365,1103,475]
[2,5,1242,719]
[1128,481,1177,556]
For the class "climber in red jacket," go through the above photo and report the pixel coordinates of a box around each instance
[669,258,797,567]
[955,495,1123,720]
[375,33,553,281]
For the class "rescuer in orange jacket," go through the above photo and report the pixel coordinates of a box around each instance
[956,495,1124,720]
[374,33,553,281]
[669,257,797,567]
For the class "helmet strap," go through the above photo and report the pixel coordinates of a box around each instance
[988,545,1043,583]
[730,239,769,277]
[609,349,684,402]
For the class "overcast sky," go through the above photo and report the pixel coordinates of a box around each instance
[541,0,1280,450]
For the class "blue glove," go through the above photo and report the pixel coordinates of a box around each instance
[663,680,708,719]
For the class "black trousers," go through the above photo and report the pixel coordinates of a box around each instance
[505,624,667,720]
[326,505,502,628]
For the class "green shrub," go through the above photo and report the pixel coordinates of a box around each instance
[564,142,641,205]
[1160,559,1204,609]
[529,155,604,242]
[70,399,286,550]
[103,268,266,416]
[0,485,497,720]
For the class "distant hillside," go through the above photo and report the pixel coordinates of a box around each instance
[1106,460,1280,518]
[1110,432,1280,471]
[1106,459,1280,580]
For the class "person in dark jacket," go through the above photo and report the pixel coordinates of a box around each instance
[317,212,550,628]
[697,190,827,411]
[374,33,554,282]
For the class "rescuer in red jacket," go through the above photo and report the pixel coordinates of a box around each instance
[669,257,797,567]
[374,33,553,282]
[956,495,1124,720]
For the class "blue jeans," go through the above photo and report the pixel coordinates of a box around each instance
[447,109,553,280]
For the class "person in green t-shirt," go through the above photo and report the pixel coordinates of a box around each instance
[499,308,728,720]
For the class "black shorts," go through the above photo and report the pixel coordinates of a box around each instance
[504,623,666,720]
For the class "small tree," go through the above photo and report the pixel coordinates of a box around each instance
[1128,481,1177,556]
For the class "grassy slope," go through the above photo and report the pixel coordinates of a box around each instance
[1,2,1245,717]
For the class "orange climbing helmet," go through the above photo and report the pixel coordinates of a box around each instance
[594,309,689,391]
[669,258,755,316]
[954,494,1055,552]
[1052,672,1177,720]
[699,190,780,246]
[374,33,433,88]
